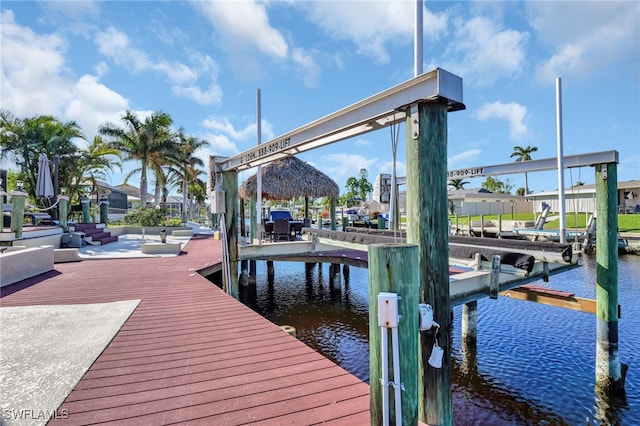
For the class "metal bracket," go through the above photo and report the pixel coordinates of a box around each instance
[602,163,608,180]
[410,106,419,140]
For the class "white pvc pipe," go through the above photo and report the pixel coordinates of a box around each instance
[257,89,263,245]
[556,78,566,243]
[381,327,390,426]
[414,0,423,76]
[391,326,402,425]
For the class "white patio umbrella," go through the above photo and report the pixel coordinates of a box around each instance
[36,153,54,199]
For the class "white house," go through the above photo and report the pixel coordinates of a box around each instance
[447,188,530,216]
[526,180,640,214]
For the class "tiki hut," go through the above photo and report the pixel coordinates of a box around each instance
[239,156,339,201]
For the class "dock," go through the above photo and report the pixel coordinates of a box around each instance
[1,235,370,425]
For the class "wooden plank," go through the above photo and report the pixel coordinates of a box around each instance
[500,287,598,315]
[1,235,371,425]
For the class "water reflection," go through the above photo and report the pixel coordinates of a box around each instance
[236,255,639,425]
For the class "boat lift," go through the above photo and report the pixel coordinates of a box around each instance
[212,64,625,423]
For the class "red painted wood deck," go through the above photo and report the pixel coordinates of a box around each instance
[1,235,370,425]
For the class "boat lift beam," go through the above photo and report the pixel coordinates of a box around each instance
[218,68,464,172]
[393,150,619,186]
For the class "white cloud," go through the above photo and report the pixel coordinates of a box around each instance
[528,2,640,83]
[172,84,222,106]
[443,16,528,85]
[0,10,73,117]
[474,101,528,140]
[202,133,238,156]
[448,149,482,168]
[321,153,378,184]
[200,116,275,155]
[39,1,100,21]
[291,47,321,88]
[303,1,448,63]
[65,74,130,143]
[193,0,288,59]
[94,26,222,105]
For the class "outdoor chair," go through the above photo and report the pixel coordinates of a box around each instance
[273,218,291,241]
[263,220,274,241]
[291,221,303,239]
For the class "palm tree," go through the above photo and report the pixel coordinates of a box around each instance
[510,145,538,196]
[166,128,209,223]
[448,178,469,191]
[100,110,173,207]
[0,110,85,208]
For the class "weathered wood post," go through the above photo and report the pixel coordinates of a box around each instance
[331,196,337,230]
[369,244,419,426]
[249,194,257,281]
[461,301,478,374]
[406,100,453,425]
[239,198,249,286]
[595,162,626,391]
[267,260,274,281]
[222,168,239,298]
[249,197,256,242]
[249,260,257,285]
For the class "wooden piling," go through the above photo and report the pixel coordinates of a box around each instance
[369,244,419,426]
[239,260,248,286]
[461,301,477,344]
[595,162,626,391]
[249,260,257,284]
[267,260,274,281]
[331,196,337,230]
[405,101,452,425]
[461,301,478,375]
[222,168,239,298]
[249,197,256,242]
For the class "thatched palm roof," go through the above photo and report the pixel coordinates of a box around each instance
[239,156,339,200]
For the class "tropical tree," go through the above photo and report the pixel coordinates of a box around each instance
[99,110,173,207]
[482,176,514,194]
[166,128,209,222]
[510,145,538,196]
[345,168,373,201]
[1,111,121,218]
[448,178,469,191]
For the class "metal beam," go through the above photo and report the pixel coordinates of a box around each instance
[392,151,619,187]
[446,150,618,179]
[219,68,464,172]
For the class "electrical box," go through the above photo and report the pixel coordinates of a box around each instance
[418,303,434,330]
[377,292,399,328]
[211,190,226,214]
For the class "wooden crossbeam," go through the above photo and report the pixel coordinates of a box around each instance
[500,286,621,318]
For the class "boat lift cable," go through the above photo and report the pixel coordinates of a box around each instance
[219,213,232,294]
[389,112,401,240]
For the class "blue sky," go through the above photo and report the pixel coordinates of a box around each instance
[1,1,639,196]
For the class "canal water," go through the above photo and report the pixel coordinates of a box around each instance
[238,254,639,425]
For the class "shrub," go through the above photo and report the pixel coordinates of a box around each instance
[122,207,165,227]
